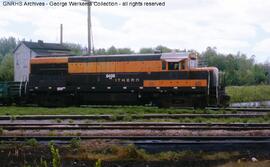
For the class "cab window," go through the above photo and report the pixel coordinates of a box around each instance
[168,62,179,70]
[162,61,166,70]
[180,61,186,70]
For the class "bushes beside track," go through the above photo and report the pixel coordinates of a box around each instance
[226,85,270,102]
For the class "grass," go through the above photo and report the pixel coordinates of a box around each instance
[131,115,270,123]
[69,138,81,149]
[25,138,38,147]
[226,85,270,103]
[0,106,221,116]
[0,106,269,123]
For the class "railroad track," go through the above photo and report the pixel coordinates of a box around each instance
[0,123,269,151]
[1,135,269,153]
[0,136,270,143]
[80,105,270,111]
[0,113,267,121]
[1,122,270,130]
[209,107,270,112]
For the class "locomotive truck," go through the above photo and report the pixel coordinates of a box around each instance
[0,52,230,108]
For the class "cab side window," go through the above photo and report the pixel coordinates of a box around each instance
[168,62,179,70]
[162,61,166,70]
[180,61,186,70]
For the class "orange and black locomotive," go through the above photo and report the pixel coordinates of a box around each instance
[26,52,229,108]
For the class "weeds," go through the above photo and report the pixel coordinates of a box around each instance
[95,159,102,167]
[68,119,74,124]
[55,119,62,123]
[50,145,61,167]
[39,158,48,167]
[66,144,243,162]
[70,138,80,149]
[26,138,38,147]
[48,130,56,136]
[110,113,123,121]
[10,115,16,121]
[117,144,146,160]
[123,114,133,122]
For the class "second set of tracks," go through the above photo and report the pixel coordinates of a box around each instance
[1,122,270,131]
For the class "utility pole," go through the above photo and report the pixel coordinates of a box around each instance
[82,0,92,55]
[60,24,63,44]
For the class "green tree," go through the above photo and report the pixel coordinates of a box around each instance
[105,46,133,55]
[107,46,118,55]
[0,53,14,81]
[0,37,17,57]
[139,48,154,54]
[0,53,3,63]
[117,48,133,54]
[263,62,270,84]
[252,64,267,84]
[63,43,84,56]
[201,47,268,86]
[155,45,172,53]
[95,48,107,55]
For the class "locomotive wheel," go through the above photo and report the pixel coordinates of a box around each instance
[193,97,206,109]
[37,94,68,107]
[157,99,172,108]
[2,99,12,106]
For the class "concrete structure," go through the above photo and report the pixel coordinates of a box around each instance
[13,40,72,82]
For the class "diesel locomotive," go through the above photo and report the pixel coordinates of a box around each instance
[0,52,230,108]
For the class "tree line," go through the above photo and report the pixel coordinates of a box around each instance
[201,47,269,85]
[0,37,269,85]
[0,37,16,81]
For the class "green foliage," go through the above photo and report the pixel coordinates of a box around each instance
[50,145,61,167]
[70,138,81,149]
[95,48,107,55]
[26,138,38,147]
[10,115,16,121]
[0,37,16,57]
[117,144,146,160]
[155,45,172,53]
[202,47,269,85]
[94,46,134,55]
[0,37,17,81]
[48,141,55,148]
[107,46,118,55]
[226,85,270,102]
[66,143,241,162]
[63,43,84,56]
[0,53,14,81]
[263,63,270,84]
[139,47,154,54]
[95,159,102,167]
[123,114,133,122]
[40,158,48,167]
[55,118,62,123]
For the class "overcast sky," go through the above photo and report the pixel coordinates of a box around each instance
[0,0,269,63]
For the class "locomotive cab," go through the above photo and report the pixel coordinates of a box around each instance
[161,52,198,71]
